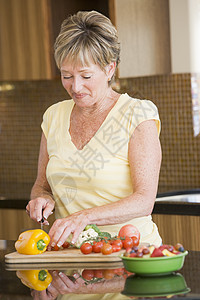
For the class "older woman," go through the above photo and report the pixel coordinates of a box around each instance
[26,11,162,248]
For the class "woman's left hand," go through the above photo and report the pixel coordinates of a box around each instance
[48,211,90,249]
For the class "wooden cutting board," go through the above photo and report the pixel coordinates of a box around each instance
[5,248,125,264]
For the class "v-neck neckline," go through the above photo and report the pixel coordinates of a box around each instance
[66,94,124,151]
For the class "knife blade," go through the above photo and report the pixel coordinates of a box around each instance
[40,209,44,231]
[40,219,44,231]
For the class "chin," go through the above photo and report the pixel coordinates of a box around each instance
[74,98,97,108]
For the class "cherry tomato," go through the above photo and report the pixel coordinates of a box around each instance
[101,243,113,255]
[112,239,123,249]
[131,236,139,247]
[112,244,121,252]
[114,268,125,276]
[62,241,70,248]
[52,245,60,251]
[82,269,94,280]
[118,224,140,240]
[92,241,104,253]
[103,269,115,279]
[80,243,93,255]
[94,269,104,278]
[123,237,134,249]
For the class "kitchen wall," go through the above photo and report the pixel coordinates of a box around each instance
[0,73,200,200]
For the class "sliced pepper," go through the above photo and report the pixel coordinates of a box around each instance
[15,229,50,255]
[16,269,52,291]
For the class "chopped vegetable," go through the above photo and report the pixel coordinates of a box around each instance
[123,243,186,258]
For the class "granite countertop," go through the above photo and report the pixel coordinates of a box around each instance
[154,190,200,216]
[1,240,200,299]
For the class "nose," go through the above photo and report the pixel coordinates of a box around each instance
[72,77,82,93]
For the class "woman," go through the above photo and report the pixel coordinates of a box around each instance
[26,10,162,248]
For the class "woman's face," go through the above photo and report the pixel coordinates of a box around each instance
[60,58,115,108]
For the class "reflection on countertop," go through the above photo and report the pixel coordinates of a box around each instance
[1,240,200,299]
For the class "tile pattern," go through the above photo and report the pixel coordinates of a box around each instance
[0,73,199,199]
[0,80,69,199]
[118,73,200,193]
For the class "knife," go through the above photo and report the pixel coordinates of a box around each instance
[40,209,45,231]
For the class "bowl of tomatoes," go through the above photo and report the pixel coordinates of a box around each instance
[120,243,188,276]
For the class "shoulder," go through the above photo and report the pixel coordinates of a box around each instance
[44,99,74,115]
[119,94,158,115]
[119,94,160,135]
[41,99,74,138]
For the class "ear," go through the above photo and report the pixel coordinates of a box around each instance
[106,62,116,80]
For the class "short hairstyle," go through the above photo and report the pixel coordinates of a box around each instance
[54,10,120,73]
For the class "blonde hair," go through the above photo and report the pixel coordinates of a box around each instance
[54,10,120,75]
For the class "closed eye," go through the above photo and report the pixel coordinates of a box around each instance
[63,76,72,79]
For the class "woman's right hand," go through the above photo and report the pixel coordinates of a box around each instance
[26,197,55,225]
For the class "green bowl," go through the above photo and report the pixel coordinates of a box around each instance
[120,251,188,276]
[122,273,190,297]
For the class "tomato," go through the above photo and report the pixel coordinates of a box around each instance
[82,269,94,280]
[94,269,104,278]
[114,268,125,276]
[92,241,104,253]
[123,237,134,249]
[80,243,93,255]
[101,243,113,255]
[62,241,70,248]
[118,224,140,240]
[52,245,60,251]
[131,236,140,247]
[112,244,121,252]
[112,239,123,249]
[103,269,115,279]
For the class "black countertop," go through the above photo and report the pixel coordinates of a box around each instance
[1,240,200,299]
[1,182,200,216]
[1,192,200,216]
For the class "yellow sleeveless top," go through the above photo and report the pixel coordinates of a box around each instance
[41,93,162,246]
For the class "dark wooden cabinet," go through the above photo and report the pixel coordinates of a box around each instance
[0,0,171,80]
[0,0,108,80]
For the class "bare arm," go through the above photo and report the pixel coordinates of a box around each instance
[26,133,55,224]
[86,119,162,224]
[48,119,161,247]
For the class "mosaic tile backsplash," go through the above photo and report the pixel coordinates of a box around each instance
[0,73,200,200]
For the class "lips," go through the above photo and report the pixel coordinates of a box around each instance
[73,93,87,99]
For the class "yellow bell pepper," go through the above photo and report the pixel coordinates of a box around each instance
[16,269,52,291]
[15,229,50,255]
